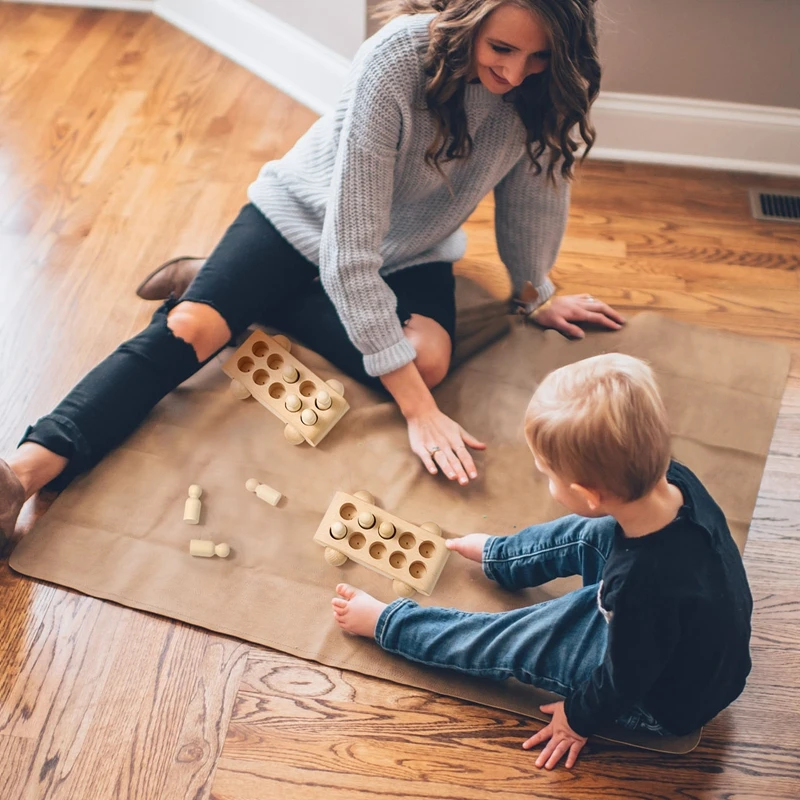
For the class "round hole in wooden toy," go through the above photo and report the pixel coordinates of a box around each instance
[389,551,407,570]
[253,369,269,386]
[237,356,254,373]
[349,532,366,550]
[298,380,316,398]
[398,533,416,550]
[339,503,357,520]
[418,540,436,558]
[267,354,284,371]
[409,561,427,580]
[369,542,386,560]
[252,341,269,358]
[268,382,286,399]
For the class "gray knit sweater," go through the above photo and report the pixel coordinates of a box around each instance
[248,13,569,377]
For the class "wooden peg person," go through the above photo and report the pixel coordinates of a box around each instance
[358,511,376,529]
[285,394,301,412]
[315,390,332,410]
[300,408,318,426]
[189,539,230,558]
[183,484,202,525]
[378,521,396,539]
[330,521,347,539]
[246,478,281,506]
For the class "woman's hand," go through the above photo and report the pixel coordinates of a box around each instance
[529,294,625,339]
[406,405,486,485]
[380,362,485,485]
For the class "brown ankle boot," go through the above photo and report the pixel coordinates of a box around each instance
[0,459,25,545]
[135,256,207,301]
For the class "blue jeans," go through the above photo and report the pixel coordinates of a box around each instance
[375,515,668,734]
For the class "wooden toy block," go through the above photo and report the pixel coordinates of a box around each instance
[222,330,349,447]
[313,490,449,598]
[183,484,202,524]
[246,478,282,506]
[190,539,230,558]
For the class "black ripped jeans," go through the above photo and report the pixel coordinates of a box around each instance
[22,204,456,489]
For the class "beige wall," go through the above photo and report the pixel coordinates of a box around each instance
[598,0,799,108]
[367,0,800,109]
[246,0,366,59]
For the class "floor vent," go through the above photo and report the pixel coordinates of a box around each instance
[749,188,800,223]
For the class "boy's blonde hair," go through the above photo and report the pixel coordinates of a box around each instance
[524,354,672,501]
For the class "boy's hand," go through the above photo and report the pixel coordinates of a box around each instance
[445,533,490,563]
[522,701,588,769]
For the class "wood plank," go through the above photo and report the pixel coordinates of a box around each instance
[0,4,798,799]
[212,654,800,800]
[0,734,36,800]
[157,638,250,800]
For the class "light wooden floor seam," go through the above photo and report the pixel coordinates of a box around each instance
[1,5,799,799]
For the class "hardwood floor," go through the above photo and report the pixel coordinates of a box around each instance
[1,5,799,799]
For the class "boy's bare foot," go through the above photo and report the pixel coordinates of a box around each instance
[331,584,387,638]
[445,533,490,563]
[0,458,26,544]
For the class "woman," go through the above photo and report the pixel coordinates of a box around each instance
[0,0,623,542]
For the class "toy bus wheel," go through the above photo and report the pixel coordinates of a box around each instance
[353,490,375,504]
[420,522,442,537]
[230,379,251,400]
[392,580,416,598]
[326,379,345,397]
[325,547,348,567]
[284,424,305,445]
[273,334,291,351]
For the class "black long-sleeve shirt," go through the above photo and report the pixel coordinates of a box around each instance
[565,461,753,736]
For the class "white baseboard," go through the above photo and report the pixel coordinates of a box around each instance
[153,0,350,117]
[5,0,153,10]
[37,0,799,176]
[590,93,800,177]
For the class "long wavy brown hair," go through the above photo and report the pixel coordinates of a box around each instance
[372,0,601,181]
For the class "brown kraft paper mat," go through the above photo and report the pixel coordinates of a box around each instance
[10,312,790,754]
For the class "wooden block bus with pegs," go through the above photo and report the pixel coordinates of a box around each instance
[222,331,349,446]
[313,490,450,598]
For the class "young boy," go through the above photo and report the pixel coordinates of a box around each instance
[332,353,753,769]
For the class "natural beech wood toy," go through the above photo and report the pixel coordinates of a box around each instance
[183,484,202,524]
[313,490,449,598]
[245,478,281,506]
[222,331,349,446]
[189,539,230,558]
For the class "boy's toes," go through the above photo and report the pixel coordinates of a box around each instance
[336,583,358,600]
[331,597,348,611]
